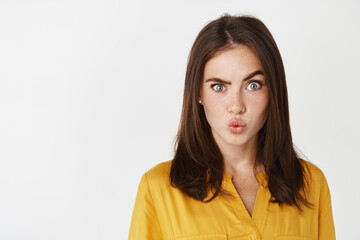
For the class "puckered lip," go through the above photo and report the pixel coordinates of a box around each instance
[228,119,246,127]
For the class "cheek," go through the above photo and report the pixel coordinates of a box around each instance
[249,93,269,117]
[203,98,222,117]
[259,96,269,113]
[258,96,269,122]
[202,93,224,120]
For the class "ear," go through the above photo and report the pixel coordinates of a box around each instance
[198,86,204,102]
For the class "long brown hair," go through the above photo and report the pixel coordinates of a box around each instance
[170,14,312,210]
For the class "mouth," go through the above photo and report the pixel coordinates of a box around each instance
[228,126,245,134]
[228,119,246,134]
[228,119,246,128]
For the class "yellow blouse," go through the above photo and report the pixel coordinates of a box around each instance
[129,159,335,240]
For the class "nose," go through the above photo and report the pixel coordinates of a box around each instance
[228,91,246,115]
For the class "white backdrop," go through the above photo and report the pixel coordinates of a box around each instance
[0,0,359,239]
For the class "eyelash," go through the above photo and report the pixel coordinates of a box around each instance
[210,81,263,92]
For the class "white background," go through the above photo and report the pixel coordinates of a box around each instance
[0,0,359,239]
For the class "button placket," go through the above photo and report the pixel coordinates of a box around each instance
[223,172,263,239]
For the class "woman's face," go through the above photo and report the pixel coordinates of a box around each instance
[200,44,269,149]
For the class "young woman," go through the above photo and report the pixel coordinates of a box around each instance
[129,14,335,240]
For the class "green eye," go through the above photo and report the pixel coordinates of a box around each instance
[247,82,261,90]
[211,84,226,92]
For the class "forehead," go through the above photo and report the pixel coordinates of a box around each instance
[203,45,263,79]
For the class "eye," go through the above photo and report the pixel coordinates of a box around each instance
[211,84,226,92]
[246,81,262,90]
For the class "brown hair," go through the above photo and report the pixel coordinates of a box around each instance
[170,14,312,210]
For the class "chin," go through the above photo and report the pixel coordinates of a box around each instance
[223,134,247,145]
[228,139,249,146]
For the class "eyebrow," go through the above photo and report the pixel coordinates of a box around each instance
[205,70,264,84]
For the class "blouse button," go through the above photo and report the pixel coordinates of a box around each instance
[249,233,257,240]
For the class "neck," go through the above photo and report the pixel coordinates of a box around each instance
[215,134,262,176]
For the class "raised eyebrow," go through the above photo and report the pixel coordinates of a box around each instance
[245,70,264,81]
[205,78,231,84]
[205,70,264,84]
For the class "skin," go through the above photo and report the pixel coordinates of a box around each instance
[199,44,269,216]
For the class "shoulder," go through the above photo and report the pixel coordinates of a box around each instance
[141,160,173,190]
[299,158,327,182]
[144,160,172,180]
[298,158,331,203]
[146,159,172,174]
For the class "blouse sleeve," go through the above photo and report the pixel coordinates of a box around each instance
[318,172,336,240]
[128,173,163,240]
